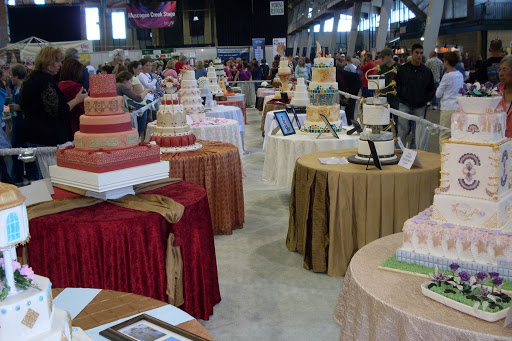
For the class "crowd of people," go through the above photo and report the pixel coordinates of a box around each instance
[0,39,511,185]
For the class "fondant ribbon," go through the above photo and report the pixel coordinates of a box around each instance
[80,122,132,134]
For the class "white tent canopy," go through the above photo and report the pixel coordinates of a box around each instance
[0,36,93,64]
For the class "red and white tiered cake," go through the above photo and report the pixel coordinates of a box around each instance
[56,74,160,172]
[50,74,169,199]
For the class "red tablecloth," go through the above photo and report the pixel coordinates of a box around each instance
[27,181,221,320]
[217,98,247,124]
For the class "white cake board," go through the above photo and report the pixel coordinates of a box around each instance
[49,161,170,200]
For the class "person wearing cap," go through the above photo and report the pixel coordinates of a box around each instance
[394,43,435,150]
[63,48,89,90]
[476,39,504,84]
[378,48,400,110]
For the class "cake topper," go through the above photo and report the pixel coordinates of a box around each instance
[315,41,322,57]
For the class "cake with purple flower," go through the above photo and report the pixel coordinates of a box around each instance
[396,93,512,280]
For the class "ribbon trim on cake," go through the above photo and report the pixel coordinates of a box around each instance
[80,122,132,134]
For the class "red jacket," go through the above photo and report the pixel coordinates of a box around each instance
[498,83,512,138]
[175,61,185,74]
[57,81,84,135]
[360,61,376,88]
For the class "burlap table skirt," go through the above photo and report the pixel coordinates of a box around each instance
[261,102,288,134]
[334,233,512,340]
[287,148,441,276]
[161,140,245,235]
[53,289,214,340]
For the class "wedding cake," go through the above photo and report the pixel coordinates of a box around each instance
[396,96,512,279]
[149,94,202,153]
[179,70,206,122]
[207,64,222,95]
[278,57,291,76]
[290,78,309,106]
[0,183,74,341]
[214,57,225,79]
[55,74,160,173]
[353,98,397,162]
[303,55,342,133]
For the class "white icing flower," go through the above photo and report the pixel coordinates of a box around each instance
[474,82,481,90]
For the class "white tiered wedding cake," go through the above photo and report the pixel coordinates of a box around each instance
[396,96,512,279]
[179,70,206,122]
[206,64,222,95]
[290,78,309,107]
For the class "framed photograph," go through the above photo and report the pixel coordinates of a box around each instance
[319,114,339,139]
[281,92,289,103]
[367,140,382,170]
[99,314,208,341]
[274,110,296,136]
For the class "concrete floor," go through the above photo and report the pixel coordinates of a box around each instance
[200,108,343,340]
[199,106,441,340]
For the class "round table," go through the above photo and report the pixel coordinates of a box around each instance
[145,118,244,158]
[262,109,348,150]
[53,288,213,340]
[216,98,246,124]
[162,141,244,235]
[262,132,359,188]
[28,181,221,320]
[287,148,441,276]
[257,88,276,111]
[334,233,512,340]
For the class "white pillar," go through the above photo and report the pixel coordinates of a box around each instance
[376,0,393,52]
[3,248,17,296]
[299,30,308,56]
[330,12,341,55]
[319,21,325,49]
[423,0,444,55]
[292,33,298,56]
[306,27,315,59]
[347,2,362,56]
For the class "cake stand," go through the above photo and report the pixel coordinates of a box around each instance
[49,161,170,200]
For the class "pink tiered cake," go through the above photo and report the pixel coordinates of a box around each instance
[56,74,160,172]
[149,94,202,153]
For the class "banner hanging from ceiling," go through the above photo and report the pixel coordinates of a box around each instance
[126,1,177,28]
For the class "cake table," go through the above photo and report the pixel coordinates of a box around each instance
[27,181,221,320]
[262,132,359,188]
[261,98,291,134]
[53,288,213,340]
[262,109,348,150]
[216,98,247,124]
[145,118,244,158]
[162,140,244,235]
[257,88,276,111]
[287,148,441,276]
[334,233,512,340]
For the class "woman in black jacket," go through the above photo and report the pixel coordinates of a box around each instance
[21,46,88,147]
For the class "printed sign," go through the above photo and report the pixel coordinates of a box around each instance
[252,38,265,62]
[273,38,286,57]
[217,47,250,61]
[397,137,423,169]
[126,1,176,28]
[270,1,285,16]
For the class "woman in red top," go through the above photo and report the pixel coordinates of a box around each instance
[498,55,512,137]
[58,58,85,135]
[359,54,377,98]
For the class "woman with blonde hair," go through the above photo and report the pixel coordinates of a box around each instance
[113,63,128,75]
[163,59,177,78]
[195,60,207,79]
[21,46,87,147]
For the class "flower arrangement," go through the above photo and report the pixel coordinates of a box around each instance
[0,257,38,301]
[426,263,510,313]
[161,76,180,93]
[458,82,499,97]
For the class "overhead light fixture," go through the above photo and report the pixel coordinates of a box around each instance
[420,36,424,41]
[193,16,199,21]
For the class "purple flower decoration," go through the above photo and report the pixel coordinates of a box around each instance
[476,272,488,283]
[492,277,503,287]
[458,88,466,95]
[469,84,477,92]
[449,263,460,272]
[489,230,501,235]
[412,218,424,224]
[484,81,494,89]
[489,272,500,279]
[443,223,455,228]
[478,287,490,298]
[459,271,471,282]
[426,220,437,225]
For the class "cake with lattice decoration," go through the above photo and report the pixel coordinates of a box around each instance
[396,96,512,279]
[55,74,160,172]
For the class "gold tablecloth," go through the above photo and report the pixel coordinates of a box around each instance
[161,141,244,235]
[287,148,440,276]
[334,233,512,340]
[53,289,214,340]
